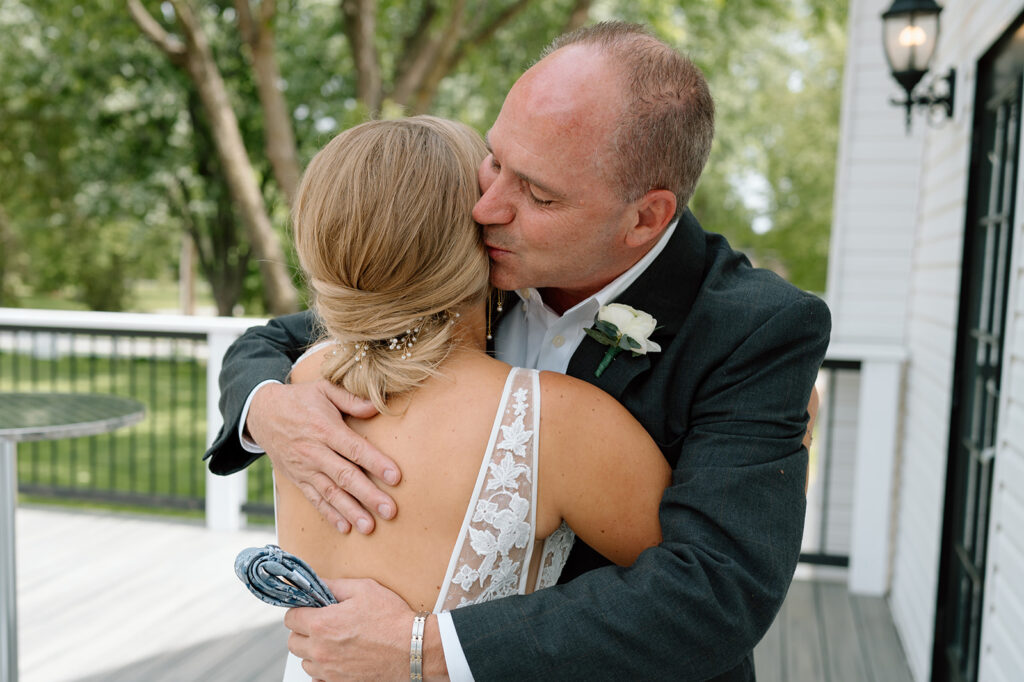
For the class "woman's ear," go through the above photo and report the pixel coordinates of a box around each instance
[625,189,677,249]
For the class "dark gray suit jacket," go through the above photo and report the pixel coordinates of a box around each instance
[204,210,831,680]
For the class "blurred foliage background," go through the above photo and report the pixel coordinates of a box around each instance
[0,0,846,315]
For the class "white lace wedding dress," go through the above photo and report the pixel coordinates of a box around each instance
[282,362,575,681]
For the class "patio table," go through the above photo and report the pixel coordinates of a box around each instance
[0,392,145,682]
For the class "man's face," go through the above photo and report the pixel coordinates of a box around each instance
[472,46,640,311]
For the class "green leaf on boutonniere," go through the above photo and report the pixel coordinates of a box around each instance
[624,336,642,350]
[584,327,616,346]
[593,320,619,338]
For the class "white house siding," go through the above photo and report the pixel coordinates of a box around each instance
[826,0,926,347]
[830,0,1024,680]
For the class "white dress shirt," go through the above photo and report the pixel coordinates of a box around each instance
[239,218,680,680]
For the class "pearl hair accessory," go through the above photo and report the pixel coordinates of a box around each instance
[388,321,421,361]
[331,311,464,362]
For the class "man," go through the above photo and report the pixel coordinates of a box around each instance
[207,22,830,680]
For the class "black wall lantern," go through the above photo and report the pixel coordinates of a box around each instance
[881,0,955,131]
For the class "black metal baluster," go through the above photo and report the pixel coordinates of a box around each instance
[190,339,201,501]
[149,336,158,495]
[69,334,78,491]
[109,334,118,492]
[89,334,98,492]
[169,338,178,501]
[129,335,137,497]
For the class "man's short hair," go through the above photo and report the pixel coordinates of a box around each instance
[543,22,715,216]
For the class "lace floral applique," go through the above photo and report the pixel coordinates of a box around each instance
[433,369,575,612]
[435,370,541,611]
[536,522,575,590]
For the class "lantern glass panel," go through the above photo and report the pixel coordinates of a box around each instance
[883,12,939,72]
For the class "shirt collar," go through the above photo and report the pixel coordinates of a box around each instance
[513,215,680,321]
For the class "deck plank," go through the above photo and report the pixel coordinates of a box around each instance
[781,580,827,682]
[753,609,784,682]
[851,594,915,682]
[817,580,870,682]
[78,622,289,682]
[16,505,283,681]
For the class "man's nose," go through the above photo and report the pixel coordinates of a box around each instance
[473,171,513,226]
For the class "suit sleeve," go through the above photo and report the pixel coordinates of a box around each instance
[204,311,318,474]
[450,295,831,680]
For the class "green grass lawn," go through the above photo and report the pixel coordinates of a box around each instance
[1,346,275,518]
[12,277,220,315]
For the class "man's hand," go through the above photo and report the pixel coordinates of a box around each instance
[247,380,400,534]
[284,579,447,681]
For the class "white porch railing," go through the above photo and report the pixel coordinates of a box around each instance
[0,307,265,531]
[0,308,909,595]
[822,342,907,596]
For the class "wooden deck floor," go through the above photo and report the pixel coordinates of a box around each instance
[14,506,914,681]
[755,577,916,682]
[15,505,286,682]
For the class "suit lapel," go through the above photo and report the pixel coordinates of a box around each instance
[566,209,707,398]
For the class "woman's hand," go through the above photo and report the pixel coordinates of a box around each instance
[246,380,401,534]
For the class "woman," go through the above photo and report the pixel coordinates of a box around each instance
[276,116,671,679]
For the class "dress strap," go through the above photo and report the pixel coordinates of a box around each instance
[433,368,540,612]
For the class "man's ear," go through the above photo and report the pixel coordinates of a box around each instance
[625,189,676,249]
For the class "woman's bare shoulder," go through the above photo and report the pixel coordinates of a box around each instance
[537,370,643,431]
[288,342,335,384]
[536,369,661,469]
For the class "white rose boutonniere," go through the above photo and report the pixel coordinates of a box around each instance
[584,303,661,377]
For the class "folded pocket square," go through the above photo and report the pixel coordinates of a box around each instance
[234,544,338,608]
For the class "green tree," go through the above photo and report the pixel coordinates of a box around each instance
[128,0,299,315]
[1,0,844,312]
[0,0,181,310]
[616,0,845,293]
[742,8,845,292]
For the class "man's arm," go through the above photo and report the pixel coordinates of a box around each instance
[205,311,317,473]
[204,310,401,533]
[451,295,830,679]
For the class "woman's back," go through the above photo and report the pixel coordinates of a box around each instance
[276,344,669,612]
[279,115,669,617]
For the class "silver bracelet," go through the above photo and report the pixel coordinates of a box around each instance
[411,611,430,681]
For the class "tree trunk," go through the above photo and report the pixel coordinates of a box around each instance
[340,0,583,122]
[390,1,439,106]
[0,203,13,306]
[399,0,532,114]
[128,0,299,315]
[407,0,467,114]
[235,0,301,206]
[179,236,195,315]
[341,0,382,113]
[563,0,591,33]
[174,88,252,318]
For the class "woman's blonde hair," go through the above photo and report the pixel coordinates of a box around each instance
[293,116,490,412]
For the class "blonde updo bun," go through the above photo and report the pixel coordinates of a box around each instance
[292,116,490,413]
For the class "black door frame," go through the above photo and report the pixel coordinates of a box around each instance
[931,13,1024,682]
